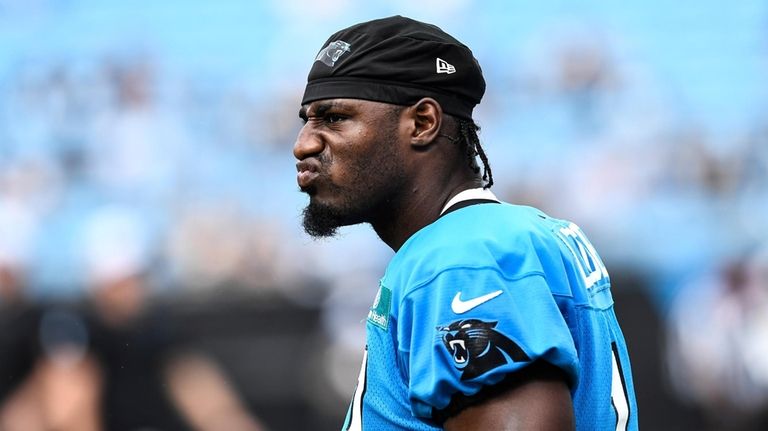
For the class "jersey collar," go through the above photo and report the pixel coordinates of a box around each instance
[440,188,500,216]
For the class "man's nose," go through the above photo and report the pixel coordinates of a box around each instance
[293,125,323,160]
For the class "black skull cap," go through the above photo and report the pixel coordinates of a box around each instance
[302,15,485,120]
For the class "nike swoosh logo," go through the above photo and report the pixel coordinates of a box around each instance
[451,290,503,314]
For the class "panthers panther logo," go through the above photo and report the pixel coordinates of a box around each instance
[315,40,351,67]
[439,319,530,381]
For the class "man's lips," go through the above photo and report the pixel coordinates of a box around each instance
[298,170,319,189]
[296,160,321,189]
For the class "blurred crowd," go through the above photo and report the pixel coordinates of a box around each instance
[0,1,767,430]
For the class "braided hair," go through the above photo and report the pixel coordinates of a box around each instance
[390,103,493,189]
[442,118,494,189]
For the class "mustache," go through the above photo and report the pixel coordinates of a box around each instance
[313,153,331,168]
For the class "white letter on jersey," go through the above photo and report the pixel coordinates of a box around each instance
[343,349,367,431]
[556,222,608,289]
[611,343,630,430]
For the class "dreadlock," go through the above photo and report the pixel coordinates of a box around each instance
[399,103,493,189]
[450,118,493,189]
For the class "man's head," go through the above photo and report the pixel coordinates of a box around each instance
[294,16,491,239]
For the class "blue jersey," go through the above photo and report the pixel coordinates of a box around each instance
[342,199,638,430]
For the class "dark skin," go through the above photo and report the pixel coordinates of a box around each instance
[294,97,574,430]
[295,97,480,249]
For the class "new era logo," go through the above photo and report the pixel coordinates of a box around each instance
[436,58,456,74]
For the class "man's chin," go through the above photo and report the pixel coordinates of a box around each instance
[302,201,344,238]
[299,185,316,196]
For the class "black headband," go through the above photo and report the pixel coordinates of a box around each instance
[302,15,485,121]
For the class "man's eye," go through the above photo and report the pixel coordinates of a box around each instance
[325,114,345,123]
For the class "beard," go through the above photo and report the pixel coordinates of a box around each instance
[301,198,349,238]
[301,156,403,239]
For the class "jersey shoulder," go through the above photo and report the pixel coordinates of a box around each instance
[385,203,576,294]
[386,203,607,303]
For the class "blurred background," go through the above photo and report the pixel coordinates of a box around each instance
[0,0,767,430]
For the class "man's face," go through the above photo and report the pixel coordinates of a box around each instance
[294,99,407,237]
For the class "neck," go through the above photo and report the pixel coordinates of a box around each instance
[371,177,483,251]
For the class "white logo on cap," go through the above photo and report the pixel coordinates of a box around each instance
[436,58,456,74]
[315,40,351,67]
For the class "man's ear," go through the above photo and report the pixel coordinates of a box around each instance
[409,98,442,148]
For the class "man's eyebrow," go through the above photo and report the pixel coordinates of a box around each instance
[302,101,352,118]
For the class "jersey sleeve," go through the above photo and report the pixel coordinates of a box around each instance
[395,266,579,420]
